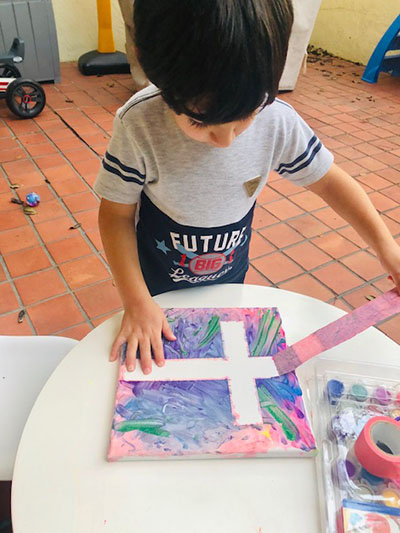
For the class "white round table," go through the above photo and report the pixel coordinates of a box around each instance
[12,285,400,533]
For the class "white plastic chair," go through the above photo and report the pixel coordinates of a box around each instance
[0,335,78,480]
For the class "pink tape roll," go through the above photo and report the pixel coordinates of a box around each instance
[354,416,400,480]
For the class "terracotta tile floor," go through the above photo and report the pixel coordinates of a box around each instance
[0,56,400,343]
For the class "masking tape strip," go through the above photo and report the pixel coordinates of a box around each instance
[273,289,400,375]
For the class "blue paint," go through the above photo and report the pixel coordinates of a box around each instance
[361,467,384,486]
[326,379,344,405]
[110,308,316,459]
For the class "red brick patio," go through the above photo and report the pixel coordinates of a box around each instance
[0,56,399,343]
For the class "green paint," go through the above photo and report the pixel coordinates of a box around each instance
[180,343,188,357]
[198,315,220,347]
[251,310,281,357]
[266,313,282,353]
[251,310,271,356]
[258,385,298,441]
[139,427,170,437]
[263,405,297,441]
[255,310,281,356]
[116,419,169,437]
[350,383,368,402]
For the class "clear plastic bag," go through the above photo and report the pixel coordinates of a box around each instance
[306,359,400,533]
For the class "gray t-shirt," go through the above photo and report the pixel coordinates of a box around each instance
[94,85,333,294]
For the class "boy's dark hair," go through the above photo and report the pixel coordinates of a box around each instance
[134,0,294,125]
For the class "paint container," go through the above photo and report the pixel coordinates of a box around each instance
[381,488,400,508]
[343,473,376,501]
[390,409,400,421]
[331,408,360,441]
[348,383,368,402]
[342,449,362,483]
[374,386,392,406]
[331,458,363,501]
[330,414,351,441]
[329,415,341,440]
[326,379,344,405]
[331,459,346,486]
[393,384,400,403]
[351,482,376,501]
[367,403,387,416]
[314,362,400,533]
[360,467,385,487]
[345,460,358,480]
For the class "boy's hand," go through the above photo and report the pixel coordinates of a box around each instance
[376,242,400,294]
[110,299,176,374]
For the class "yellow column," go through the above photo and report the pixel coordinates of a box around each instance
[97,0,116,53]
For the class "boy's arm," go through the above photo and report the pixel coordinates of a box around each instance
[307,163,400,291]
[98,198,175,373]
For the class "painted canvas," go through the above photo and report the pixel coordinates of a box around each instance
[108,308,316,460]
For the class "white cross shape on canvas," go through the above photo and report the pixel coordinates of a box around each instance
[123,321,278,426]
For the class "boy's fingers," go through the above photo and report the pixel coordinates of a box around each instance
[162,317,176,341]
[125,339,138,372]
[388,274,400,294]
[151,335,165,367]
[110,336,126,362]
[139,338,152,375]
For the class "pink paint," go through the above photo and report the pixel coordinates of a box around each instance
[108,307,316,461]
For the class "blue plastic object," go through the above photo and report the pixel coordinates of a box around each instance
[25,192,40,207]
[362,15,400,83]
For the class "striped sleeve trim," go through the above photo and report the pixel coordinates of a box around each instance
[275,136,322,176]
[102,151,145,185]
[119,89,161,119]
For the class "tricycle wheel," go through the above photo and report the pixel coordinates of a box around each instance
[6,79,46,119]
[0,63,21,78]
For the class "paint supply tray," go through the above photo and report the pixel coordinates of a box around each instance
[307,358,400,533]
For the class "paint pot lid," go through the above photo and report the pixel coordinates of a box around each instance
[374,386,392,405]
[327,379,344,400]
[381,488,400,508]
[350,383,368,402]
[361,467,384,486]
[345,459,357,478]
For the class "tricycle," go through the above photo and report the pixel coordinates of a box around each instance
[0,38,46,119]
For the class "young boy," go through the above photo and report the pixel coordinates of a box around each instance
[95,0,400,375]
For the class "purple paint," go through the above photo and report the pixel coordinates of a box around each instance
[374,387,392,406]
[345,459,357,479]
[108,308,316,460]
